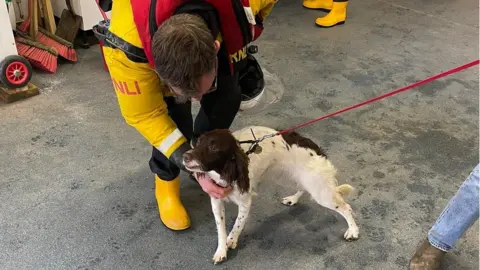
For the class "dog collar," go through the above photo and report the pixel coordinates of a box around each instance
[238,128,264,155]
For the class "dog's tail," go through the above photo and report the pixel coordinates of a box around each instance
[336,184,354,198]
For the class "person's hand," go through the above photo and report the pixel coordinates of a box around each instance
[195,172,232,199]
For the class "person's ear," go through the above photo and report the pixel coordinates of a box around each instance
[214,40,221,53]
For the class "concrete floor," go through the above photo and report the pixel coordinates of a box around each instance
[1,0,478,269]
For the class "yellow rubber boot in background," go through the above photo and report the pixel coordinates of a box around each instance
[303,0,333,11]
[155,175,191,231]
[315,0,348,28]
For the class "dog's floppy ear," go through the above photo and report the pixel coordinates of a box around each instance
[222,146,250,193]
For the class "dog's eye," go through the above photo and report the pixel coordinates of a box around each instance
[209,144,218,152]
[208,139,219,152]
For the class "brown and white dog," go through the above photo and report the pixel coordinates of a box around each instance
[182,126,359,264]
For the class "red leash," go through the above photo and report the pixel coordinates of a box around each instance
[276,60,479,135]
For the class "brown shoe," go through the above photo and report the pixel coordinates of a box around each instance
[409,239,446,270]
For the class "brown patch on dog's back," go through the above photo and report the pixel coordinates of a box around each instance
[281,131,327,158]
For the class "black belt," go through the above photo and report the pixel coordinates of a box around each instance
[93,20,149,64]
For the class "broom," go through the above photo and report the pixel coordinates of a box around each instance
[15,35,58,73]
[19,20,77,62]
[13,0,57,73]
[17,12,31,32]
[15,0,57,72]
[16,6,78,62]
[37,28,77,62]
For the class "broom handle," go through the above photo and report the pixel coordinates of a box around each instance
[30,0,38,40]
[40,0,56,33]
[15,36,59,56]
[37,0,44,28]
[38,27,74,48]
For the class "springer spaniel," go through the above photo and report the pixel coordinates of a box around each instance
[182,126,359,264]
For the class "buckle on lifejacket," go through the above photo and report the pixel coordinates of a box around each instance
[93,20,149,64]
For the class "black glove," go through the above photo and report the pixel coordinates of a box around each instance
[168,142,199,184]
[168,142,191,172]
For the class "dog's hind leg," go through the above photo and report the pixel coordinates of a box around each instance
[227,194,252,249]
[307,186,359,241]
[211,197,228,264]
[331,197,360,241]
[282,190,305,206]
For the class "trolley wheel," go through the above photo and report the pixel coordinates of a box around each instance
[0,55,33,89]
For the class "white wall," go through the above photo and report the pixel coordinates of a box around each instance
[1,2,18,57]
[12,0,110,31]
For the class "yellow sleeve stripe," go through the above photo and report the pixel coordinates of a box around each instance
[157,128,187,157]
[165,136,187,158]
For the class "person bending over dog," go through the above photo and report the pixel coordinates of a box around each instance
[99,0,277,231]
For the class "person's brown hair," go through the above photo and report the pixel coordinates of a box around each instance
[152,13,216,97]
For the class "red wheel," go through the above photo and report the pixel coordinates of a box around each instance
[0,55,33,89]
[6,62,28,85]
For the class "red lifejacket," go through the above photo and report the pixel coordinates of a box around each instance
[130,0,264,73]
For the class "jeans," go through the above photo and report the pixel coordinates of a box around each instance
[427,163,479,252]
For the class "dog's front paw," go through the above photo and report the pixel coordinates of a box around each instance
[227,236,238,249]
[282,195,299,206]
[344,226,359,241]
[212,248,227,264]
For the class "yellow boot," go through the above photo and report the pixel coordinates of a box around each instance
[155,175,191,231]
[315,0,348,28]
[303,0,333,11]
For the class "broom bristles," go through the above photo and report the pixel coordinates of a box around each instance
[17,18,30,32]
[15,40,58,73]
[37,32,78,62]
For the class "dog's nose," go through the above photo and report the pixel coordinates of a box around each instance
[183,152,194,163]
